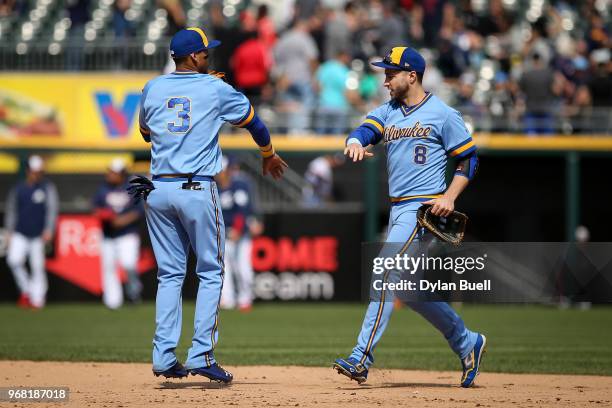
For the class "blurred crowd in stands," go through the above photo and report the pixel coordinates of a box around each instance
[1,0,610,134]
[204,0,611,134]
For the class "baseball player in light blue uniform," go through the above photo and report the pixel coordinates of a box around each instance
[136,27,287,383]
[333,47,486,387]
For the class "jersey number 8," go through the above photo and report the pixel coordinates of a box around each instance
[414,145,428,165]
[167,97,191,133]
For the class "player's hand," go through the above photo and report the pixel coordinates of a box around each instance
[42,230,53,243]
[228,227,241,242]
[423,196,455,217]
[344,143,373,162]
[248,219,264,237]
[263,153,288,180]
[111,214,126,228]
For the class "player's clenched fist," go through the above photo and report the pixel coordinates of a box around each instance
[263,153,288,180]
[344,143,374,162]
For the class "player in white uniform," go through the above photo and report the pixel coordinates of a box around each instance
[4,155,58,309]
[93,158,144,309]
[218,156,262,312]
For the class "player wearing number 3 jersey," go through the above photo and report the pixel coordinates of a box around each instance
[138,27,287,383]
[334,47,486,387]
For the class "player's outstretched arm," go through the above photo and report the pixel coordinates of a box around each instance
[344,122,381,162]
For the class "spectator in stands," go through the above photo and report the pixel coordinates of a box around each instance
[158,0,184,36]
[377,0,408,55]
[518,53,564,135]
[436,37,465,79]
[478,0,512,36]
[232,30,272,107]
[588,50,612,108]
[314,50,354,134]
[274,19,319,133]
[113,0,133,69]
[157,0,185,72]
[456,72,477,108]
[4,0,610,133]
[585,11,609,52]
[256,4,276,51]
[323,1,356,61]
[358,61,384,112]
[113,0,133,39]
[65,0,90,70]
[522,20,553,65]
[302,154,345,207]
[419,0,448,47]
[0,0,16,17]
[405,0,425,45]
[4,155,58,309]
[294,0,320,21]
[420,49,446,97]
[585,50,612,132]
[208,2,247,84]
[487,72,515,131]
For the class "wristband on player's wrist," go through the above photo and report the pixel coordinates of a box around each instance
[260,143,275,158]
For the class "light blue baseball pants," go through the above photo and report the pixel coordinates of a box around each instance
[350,200,478,368]
[146,178,225,372]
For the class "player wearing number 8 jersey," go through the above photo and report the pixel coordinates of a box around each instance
[138,27,287,383]
[334,46,486,387]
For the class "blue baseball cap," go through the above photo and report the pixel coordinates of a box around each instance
[371,46,426,73]
[170,27,221,58]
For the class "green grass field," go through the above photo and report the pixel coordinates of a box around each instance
[1,303,611,375]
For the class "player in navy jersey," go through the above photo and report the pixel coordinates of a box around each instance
[333,47,486,388]
[218,156,261,312]
[93,158,144,309]
[4,155,58,309]
[137,27,287,382]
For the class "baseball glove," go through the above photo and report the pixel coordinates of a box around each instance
[417,204,468,246]
[127,175,155,203]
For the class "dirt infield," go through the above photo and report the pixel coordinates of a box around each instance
[1,361,611,407]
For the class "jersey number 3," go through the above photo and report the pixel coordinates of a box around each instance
[167,97,191,133]
[414,145,428,165]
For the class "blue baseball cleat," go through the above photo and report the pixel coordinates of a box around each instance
[333,357,369,384]
[153,361,188,379]
[460,333,487,388]
[189,363,233,383]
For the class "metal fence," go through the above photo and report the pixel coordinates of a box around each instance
[1,41,610,134]
[241,107,612,135]
[0,42,168,71]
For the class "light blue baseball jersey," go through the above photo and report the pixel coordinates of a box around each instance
[359,93,476,200]
[139,72,255,176]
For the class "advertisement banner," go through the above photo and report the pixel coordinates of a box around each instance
[0,73,153,149]
[251,211,364,301]
[0,211,364,302]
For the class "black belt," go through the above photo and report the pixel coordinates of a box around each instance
[152,174,214,190]
[152,173,213,181]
